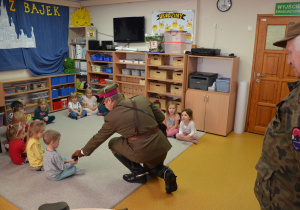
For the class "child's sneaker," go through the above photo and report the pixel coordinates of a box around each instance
[75,168,86,175]
[97,112,103,116]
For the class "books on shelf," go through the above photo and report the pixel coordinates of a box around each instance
[71,44,86,59]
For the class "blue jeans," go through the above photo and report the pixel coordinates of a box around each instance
[54,166,77,181]
[68,110,87,119]
[98,105,109,116]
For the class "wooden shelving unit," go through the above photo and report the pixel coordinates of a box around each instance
[0,74,77,125]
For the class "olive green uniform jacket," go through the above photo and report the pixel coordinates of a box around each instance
[254,81,300,209]
[82,95,172,163]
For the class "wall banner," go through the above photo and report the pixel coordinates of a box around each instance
[152,10,194,43]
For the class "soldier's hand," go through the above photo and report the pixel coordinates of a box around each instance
[72,150,83,159]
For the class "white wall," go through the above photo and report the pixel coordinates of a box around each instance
[1,0,299,85]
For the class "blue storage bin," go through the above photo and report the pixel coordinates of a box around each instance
[51,77,59,85]
[91,55,97,61]
[52,89,59,98]
[68,86,76,94]
[97,56,103,61]
[59,76,67,84]
[106,67,113,73]
[109,56,113,62]
[104,56,110,62]
[59,88,69,97]
[216,77,230,93]
[67,75,75,83]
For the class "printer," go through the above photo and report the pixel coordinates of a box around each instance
[189,72,218,90]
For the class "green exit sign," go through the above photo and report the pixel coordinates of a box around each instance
[275,2,300,16]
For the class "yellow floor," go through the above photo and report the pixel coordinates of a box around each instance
[114,132,263,210]
[0,132,263,210]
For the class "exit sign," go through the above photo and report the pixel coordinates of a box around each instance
[275,2,300,16]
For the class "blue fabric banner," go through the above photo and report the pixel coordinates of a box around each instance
[0,0,69,75]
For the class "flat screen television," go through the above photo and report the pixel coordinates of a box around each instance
[113,16,145,43]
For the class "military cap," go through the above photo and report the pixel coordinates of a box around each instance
[273,21,300,48]
[98,83,119,98]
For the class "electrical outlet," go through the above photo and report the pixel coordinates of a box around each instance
[214,23,219,28]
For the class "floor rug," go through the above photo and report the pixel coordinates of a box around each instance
[0,110,205,210]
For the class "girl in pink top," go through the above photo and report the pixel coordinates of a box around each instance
[83,87,98,115]
[164,101,180,137]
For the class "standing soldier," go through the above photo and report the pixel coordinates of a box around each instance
[254,21,300,209]
[72,84,177,193]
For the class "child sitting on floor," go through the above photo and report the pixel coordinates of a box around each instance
[6,101,24,125]
[33,98,55,124]
[5,111,28,151]
[164,101,180,138]
[17,98,32,124]
[97,97,110,116]
[68,92,87,120]
[83,87,98,116]
[8,123,28,165]
[176,109,198,144]
[26,121,46,171]
[153,101,164,113]
[43,129,85,181]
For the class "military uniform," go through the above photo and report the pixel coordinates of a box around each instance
[254,81,300,209]
[82,95,172,166]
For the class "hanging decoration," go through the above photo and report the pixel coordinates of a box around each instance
[152,10,195,44]
[70,8,92,27]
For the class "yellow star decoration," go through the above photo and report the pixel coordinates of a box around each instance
[70,8,92,27]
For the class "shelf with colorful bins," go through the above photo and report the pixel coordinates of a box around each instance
[88,51,113,86]
[50,74,76,111]
[3,78,50,113]
[146,53,186,112]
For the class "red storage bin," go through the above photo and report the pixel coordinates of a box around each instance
[53,101,62,110]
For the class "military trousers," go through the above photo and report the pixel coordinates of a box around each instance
[254,173,294,209]
[108,136,167,169]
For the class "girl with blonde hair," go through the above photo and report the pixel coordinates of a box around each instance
[26,120,46,171]
[68,92,87,120]
[83,87,98,115]
[33,98,55,124]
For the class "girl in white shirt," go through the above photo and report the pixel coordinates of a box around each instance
[176,109,198,144]
[83,87,98,115]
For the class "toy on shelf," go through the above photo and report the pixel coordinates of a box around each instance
[151,93,170,99]
[64,58,76,74]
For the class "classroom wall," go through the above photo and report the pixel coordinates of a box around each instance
[1,0,299,86]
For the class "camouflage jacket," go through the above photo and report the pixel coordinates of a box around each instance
[256,81,300,206]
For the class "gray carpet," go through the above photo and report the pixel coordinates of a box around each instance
[0,110,205,210]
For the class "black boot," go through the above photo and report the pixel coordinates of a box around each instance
[114,153,148,184]
[150,165,177,193]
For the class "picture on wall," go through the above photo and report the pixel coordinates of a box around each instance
[152,10,194,44]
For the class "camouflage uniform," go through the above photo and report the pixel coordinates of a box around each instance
[254,81,300,209]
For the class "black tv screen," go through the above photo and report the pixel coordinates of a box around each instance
[113,16,145,43]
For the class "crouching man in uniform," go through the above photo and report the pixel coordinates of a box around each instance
[72,83,177,193]
[254,21,300,209]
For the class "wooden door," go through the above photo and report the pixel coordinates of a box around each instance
[247,15,300,134]
[185,89,206,131]
[205,92,229,136]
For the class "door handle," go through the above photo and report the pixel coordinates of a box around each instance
[207,95,209,102]
[203,94,206,101]
[257,73,265,77]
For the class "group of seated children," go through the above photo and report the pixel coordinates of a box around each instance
[68,87,109,120]
[154,101,198,145]
[6,109,84,181]
[5,87,109,179]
